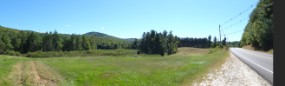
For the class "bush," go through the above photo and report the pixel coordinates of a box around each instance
[25,49,137,58]
[4,50,21,56]
[208,47,227,54]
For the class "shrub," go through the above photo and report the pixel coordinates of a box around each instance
[4,50,21,56]
[25,49,137,58]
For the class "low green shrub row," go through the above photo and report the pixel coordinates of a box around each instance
[26,49,137,58]
[0,49,138,58]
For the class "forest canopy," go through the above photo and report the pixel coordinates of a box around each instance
[240,0,273,51]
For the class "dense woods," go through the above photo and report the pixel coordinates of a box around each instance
[178,36,211,48]
[0,26,131,55]
[137,30,179,56]
[240,0,273,51]
[0,26,189,57]
[178,35,225,48]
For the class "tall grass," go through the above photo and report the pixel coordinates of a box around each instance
[39,48,228,85]
[0,48,229,85]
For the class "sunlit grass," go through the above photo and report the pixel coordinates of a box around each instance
[0,48,228,86]
[0,55,28,85]
[39,48,228,85]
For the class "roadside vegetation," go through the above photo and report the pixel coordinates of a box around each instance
[240,0,273,51]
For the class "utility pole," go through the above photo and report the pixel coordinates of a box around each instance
[219,25,221,46]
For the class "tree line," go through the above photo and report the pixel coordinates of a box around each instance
[0,30,93,54]
[134,30,179,56]
[178,35,226,48]
[0,26,131,54]
[240,0,273,51]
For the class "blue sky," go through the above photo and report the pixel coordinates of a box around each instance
[0,0,259,41]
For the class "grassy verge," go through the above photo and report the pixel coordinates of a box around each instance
[184,47,229,85]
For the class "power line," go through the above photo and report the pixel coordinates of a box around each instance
[221,4,255,26]
[222,18,247,31]
[224,29,244,36]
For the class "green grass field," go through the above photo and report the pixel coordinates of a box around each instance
[0,47,228,86]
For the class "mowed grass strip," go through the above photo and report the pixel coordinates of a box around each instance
[0,55,64,86]
[38,47,228,86]
[0,55,28,85]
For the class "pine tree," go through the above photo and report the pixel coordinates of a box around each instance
[52,30,63,51]
[42,32,53,51]
[166,31,175,55]
[82,35,91,51]
[131,38,138,49]
[213,36,217,48]
[24,32,41,52]
[75,35,83,50]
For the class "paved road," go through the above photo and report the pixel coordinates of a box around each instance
[230,48,273,85]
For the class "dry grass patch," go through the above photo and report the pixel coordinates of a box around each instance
[7,61,63,86]
[176,47,209,56]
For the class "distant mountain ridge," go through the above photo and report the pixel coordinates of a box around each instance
[84,31,120,39]
[83,31,132,45]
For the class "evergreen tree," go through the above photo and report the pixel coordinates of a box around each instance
[208,35,212,47]
[138,30,178,56]
[131,38,138,49]
[82,35,91,50]
[75,35,83,50]
[166,31,175,55]
[24,32,41,53]
[62,37,71,51]
[42,32,53,51]
[12,35,22,51]
[52,30,63,51]
[70,34,77,51]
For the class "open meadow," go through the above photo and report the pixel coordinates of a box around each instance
[0,47,228,86]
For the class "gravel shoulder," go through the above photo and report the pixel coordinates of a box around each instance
[192,53,271,86]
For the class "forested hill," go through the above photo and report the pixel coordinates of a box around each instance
[84,32,119,39]
[0,25,132,54]
[240,0,273,51]
[83,31,131,49]
[84,32,137,43]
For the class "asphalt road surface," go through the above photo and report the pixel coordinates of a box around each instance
[230,48,273,85]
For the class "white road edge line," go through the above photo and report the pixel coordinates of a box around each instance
[234,51,273,74]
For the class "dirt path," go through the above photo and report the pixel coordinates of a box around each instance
[8,61,62,86]
[192,53,271,86]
